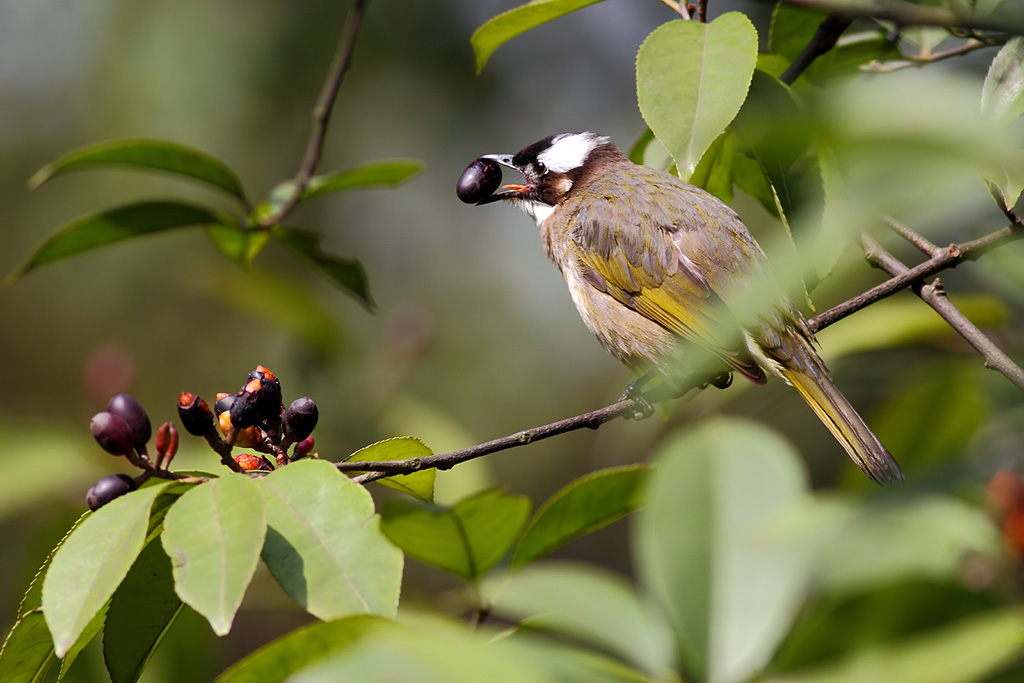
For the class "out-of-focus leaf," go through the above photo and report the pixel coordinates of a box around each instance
[690,133,737,204]
[213,616,390,683]
[635,418,812,683]
[28,138,247,202]
[733,153,777,215]
[42,483,170,658]
[637,13,758,179]
[161,475,266,635]
[205,223,271,267]
[0,612,56,683]
[271,227,372,308]
[816,293,1008,359]
[869,363,989,472]
[511,465,646,567]
[345,437,436,503]
[5,201,228,285]
[812,496,1000,594]
[484,563,674,677]
[767,609,1024,683]
[471,0,606,73]
[260,460,403,620]
[769,3,828,62]
[104,541,183,683]
[380,490,530,580]
[806,31,896,81]
[628,128,655,166]
[302,160,422,200]
[982,37,1024,128]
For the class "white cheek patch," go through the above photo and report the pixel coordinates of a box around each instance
[537,132,607,173]
[521,200,555,226]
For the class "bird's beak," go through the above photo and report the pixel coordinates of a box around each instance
[476,154,531,205]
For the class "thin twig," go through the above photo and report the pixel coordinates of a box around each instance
[780,14,853,85]
[772,0,1024,35]
[862,39,1000,72]
[883,214,938,255]
[861,233,1024,389]
[256,0,368,228]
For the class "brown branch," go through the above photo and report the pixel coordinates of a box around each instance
[861,233,1024,390]
[780,14,854,85]
[772,0,1024,35]
[256,0,368,228]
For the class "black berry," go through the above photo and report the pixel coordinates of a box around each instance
[284,397,319,441]
[86,474,136,511]
[177,392,215,436]
[106,394,151,448]
[456,158,502,204]
[90,412,136,456]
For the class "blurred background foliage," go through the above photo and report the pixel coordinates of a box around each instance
[2,0,1024,680]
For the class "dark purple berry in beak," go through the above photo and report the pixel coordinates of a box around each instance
[456,158,502,204]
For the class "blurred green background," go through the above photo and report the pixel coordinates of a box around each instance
[3,0,1024,680]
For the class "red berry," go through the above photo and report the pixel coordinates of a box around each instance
[156,422,178,460]
[294,435,315,458]
[234,453,264,472]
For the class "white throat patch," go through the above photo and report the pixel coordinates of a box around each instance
[537,132,607,174]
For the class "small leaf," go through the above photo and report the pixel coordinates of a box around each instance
[161,475,266,636]
[213,616,390,683]
[6,201,227,285]
[270,227,372,308]
[484,563,674,677]
[260,460,403,620]
[346,437,436,502]
[511,465,646,567]
[635,418,812,683]
[628,128,656,166]
[381,490,530,580]
[689,132,737,204]
[637,13,758,179]
[104,541,184,683]
[471,0,607,73]
[29,138,247,202]
[981,37,1024,128]
[303,160,423,200]
[42,483,170,658]
[205,224,271,267]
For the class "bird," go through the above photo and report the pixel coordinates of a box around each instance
[459,131,904,484]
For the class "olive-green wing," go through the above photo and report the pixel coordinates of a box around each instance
[570,173,765,383]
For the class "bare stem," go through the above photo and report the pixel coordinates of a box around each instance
[772,0,1024,35]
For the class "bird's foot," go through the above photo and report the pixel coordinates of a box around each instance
[620,374,655,420]
[707,372,733,390]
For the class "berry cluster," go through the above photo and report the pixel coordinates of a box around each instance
[86,365,319,510]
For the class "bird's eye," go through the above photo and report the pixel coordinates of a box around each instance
[535,162,548,175]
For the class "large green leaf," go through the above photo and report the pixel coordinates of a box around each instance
[636,13,758,179]
[42,483,170,658]
[103,541,183,683]
[161,475,266,635]
[205,223,272,267]
[213,616,390,683]
[484,563,674,677]
[5,201,227,285]
[270,227,372,308]
[0,612,56,683]
[380,490,530,580]
[470,0,606,73]
[635,418,813,683]
[774,609,1024,683]
[511,465,646,567]
[769,3,828,62]
[260,460,403,620]
[302,160,423,200]
[29,138,247,202]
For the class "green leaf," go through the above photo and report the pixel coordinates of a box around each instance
[769,3,828,62]
[627,128,656,166]
[0,612,57,683]
[302,160,423,200]
[270,226,372,308]
[982,37,1024,127]
[637,13,758,179]
[511,465,646,567]
[213,616,390,683]
[380,490,530,580]
[470,0,607,73]
[205,224,272,267]
[345,437,436,502]
[689,133,737,204]
[29,138,247,202]
[260,460,403,620]
[813,496,1000,594]
[42,483,170,658]
[104,540,184,683]
[57,605,106,679]
[161,475,266,636]
[777,609,1024,683]
[5,201,227,285]
[483,563,674,677]
[634,418,812,683]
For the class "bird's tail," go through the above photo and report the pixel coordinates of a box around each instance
[780,363,904,485]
